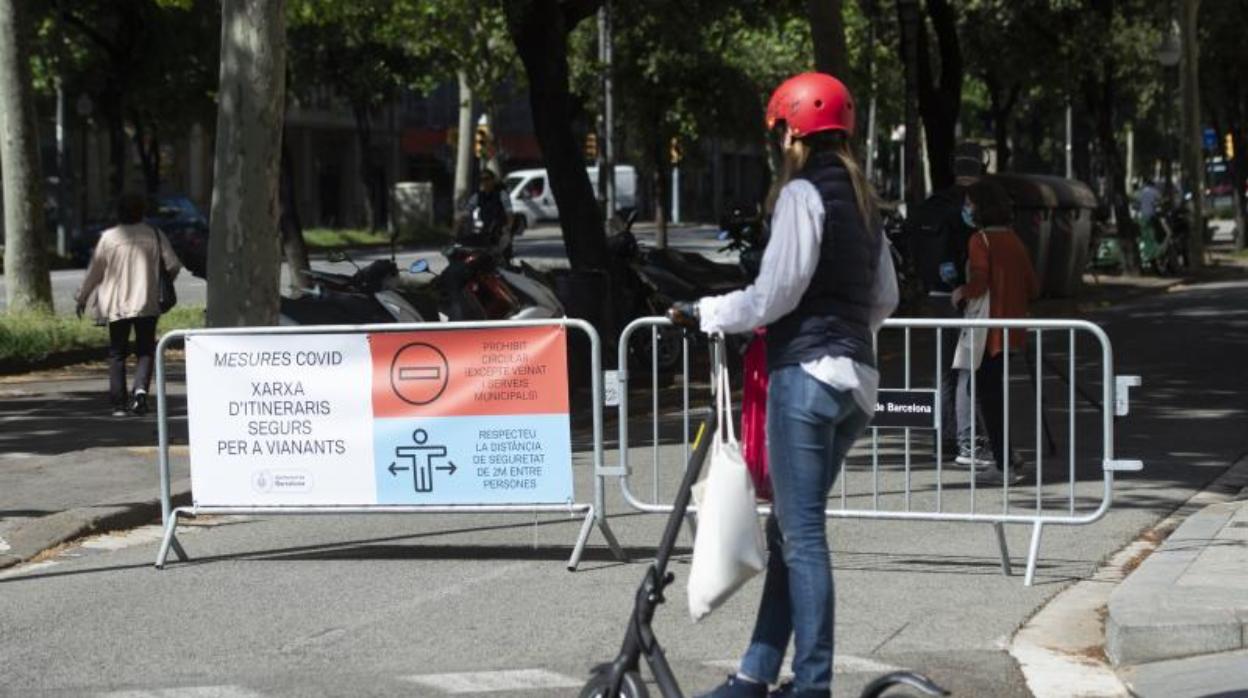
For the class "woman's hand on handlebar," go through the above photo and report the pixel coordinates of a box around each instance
[667,301,701,328]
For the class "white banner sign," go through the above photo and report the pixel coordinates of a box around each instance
[184,327,573,508]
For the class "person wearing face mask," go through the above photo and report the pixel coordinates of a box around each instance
[951,180,1040,482]
[909,143,992,467]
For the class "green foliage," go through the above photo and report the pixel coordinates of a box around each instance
[405,0,519,109]
[287,0,518,111]
[29,1,220,195]
[569,0,815,184]
[32,2,219,125]
[287,0,434,111]
[0,306,204,364]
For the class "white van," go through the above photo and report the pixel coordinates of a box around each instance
[503,165,637,228]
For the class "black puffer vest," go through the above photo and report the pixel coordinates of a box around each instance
[766,151,881,370]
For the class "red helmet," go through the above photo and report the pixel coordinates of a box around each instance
[765,72,855,138]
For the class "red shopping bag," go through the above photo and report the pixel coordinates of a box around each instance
[740,329,771,501]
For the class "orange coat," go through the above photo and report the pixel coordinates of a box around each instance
[960,227,1040,357]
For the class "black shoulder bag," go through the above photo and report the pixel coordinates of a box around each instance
[152,226,177,314]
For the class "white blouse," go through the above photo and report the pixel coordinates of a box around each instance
[698,179,898,414]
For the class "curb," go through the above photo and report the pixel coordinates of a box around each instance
[1010,454,1248,698]
[0,480,190,571]
[1105,498,1248,665]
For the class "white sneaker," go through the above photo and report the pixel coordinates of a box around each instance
[955,440,995,468]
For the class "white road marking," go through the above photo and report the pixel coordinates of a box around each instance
[97,686,267,697]
[0,535,9,552]
[402,668,583,694]
[704,654,902,675]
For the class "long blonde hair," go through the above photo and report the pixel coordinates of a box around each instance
[765,129,878,232]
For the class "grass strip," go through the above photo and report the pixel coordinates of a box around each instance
[0,306,205,363]
[302,225,453,250]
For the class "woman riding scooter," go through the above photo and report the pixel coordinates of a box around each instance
[671,73,898,698]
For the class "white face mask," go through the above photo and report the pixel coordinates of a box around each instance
[961,204,976,228]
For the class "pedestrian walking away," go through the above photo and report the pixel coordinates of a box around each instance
[671,71,898,698]
[75,192,183,417]
[908,141,993,465]
[951,180,1041,483]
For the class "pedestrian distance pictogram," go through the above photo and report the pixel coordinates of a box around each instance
[390,342,449,405]
[181,327,574,508]
[388,428,457,493]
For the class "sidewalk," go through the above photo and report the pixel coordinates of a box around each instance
[0,360,190,569]
[1107,480,1248,697]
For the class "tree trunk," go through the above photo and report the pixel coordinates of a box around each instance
[206,0,286,327]
[453,69,474,218]
[504,0,607,271]
[0,0,52,312]
[895,0,923,206]
[914,0,961,191]
[130,110,161,195]
[1180,0,1204,267]
[859,0,880,163]
[1086,74,1140,275]
[351,104,377,231]
[101,94,128,200]
[279,132,310,294]
[651,117,668,249]
[808,0,848,78]
[985,76,1019,172]
[1231,126,1246,251]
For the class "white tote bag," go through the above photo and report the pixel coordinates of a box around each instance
[687,348,767,622]
[952,232,991,371]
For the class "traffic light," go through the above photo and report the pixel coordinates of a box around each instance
[474,125,491,158]
[584,132,598,160]
[1228,133,1236,160]
[669,136,683,165]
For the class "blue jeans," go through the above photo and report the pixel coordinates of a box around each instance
[738,365,871,691]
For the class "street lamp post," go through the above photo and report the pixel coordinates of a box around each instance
[75,93,93,236]
[55,80,69,257]
[598,1,616,222]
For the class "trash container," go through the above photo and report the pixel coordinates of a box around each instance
[1028,175,1098,297]
[984,174,1058,290]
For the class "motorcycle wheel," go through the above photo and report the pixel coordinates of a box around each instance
[628,325,682,383]
[578,670,649,698]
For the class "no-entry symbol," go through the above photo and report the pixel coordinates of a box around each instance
[390,342,449,405]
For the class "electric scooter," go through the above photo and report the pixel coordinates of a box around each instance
[579,370,949,698]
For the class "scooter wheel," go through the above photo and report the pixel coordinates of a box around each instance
[578,670,650,698]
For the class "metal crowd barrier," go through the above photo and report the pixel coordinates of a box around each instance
[153,319,625,571]
[615,316,1142,586]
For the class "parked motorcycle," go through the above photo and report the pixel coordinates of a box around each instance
[605,212,687,375]
[605,211,755,378]
[881,204,926,315]
[1092,197,1198,276]
[417,217,565,321]
[279,251,431,326]
[717,201,768,280]
[1146,200,1192,275]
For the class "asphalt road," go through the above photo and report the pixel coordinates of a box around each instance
[1,262,1246,697]
[0,223,727,315]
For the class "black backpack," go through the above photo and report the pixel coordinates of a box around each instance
[904,186,971,292]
